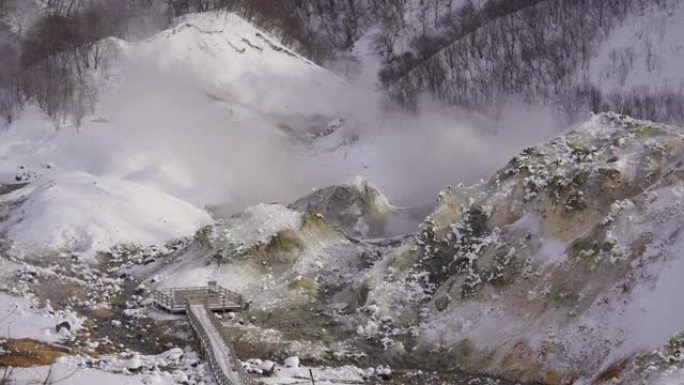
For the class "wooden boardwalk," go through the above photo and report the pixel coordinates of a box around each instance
[187,302,255,385]
[154,283,254,385]
[153,283,246,313]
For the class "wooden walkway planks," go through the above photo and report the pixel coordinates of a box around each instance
[187,302,254,385]
[153,284,253,385]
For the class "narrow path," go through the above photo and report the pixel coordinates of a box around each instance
[188,304,245,385]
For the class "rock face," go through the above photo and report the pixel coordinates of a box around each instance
[355,113,684,383]
[147,113,684,384]
[289,177,394,238]
[156,202,372,311]
[55,321,71,333]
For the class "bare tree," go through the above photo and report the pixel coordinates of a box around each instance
[0,366,14,385]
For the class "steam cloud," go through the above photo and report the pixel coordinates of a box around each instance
[3,25,566,229]
[90,59,564,214]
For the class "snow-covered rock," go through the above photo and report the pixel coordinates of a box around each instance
[356,113,684,383]
[0,293,85,343]
[290,177,394,238]
[0,172,212,259]
[150,201,356,309]
[126,353,143,371]
[283,356,300,368]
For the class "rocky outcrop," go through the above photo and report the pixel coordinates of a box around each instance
[354,113,684,383]
[290,178,394,238]
[149,113,684,384]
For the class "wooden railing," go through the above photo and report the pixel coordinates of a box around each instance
[154,286,245,312]
[153,290,175,310]
[202,300,254,383]
[186,301,255,385]
[186,301,233,385]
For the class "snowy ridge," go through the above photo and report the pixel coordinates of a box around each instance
[0,11,358,260]
[355,113,684,382]
[3,6,684,385]
[1,173,212,257]
[118,12,352,117]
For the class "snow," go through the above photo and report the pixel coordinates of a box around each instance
[219,204,303,247]
[0,257,22,283]
[119,12,352,117]
[283,356,299,368]
[419,301,524,350]
[653,368,684,385]
[589,1,684,93]
[125,354,143,370]
[0,293,84,343]
[257,364,366,385]
[0,172,212,258]
[8,347,209,385]
[510,213,569,266]
[10,365,145,385]
[0,106,218,259]
[594,184,684,366]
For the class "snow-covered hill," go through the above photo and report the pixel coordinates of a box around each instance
[356,113,684,383]
[117,12,353,117]
[3,7,684,385]
[382,0,684,124]
[0,10,558,259]
[0,12,359,259]
[131,113,684,384]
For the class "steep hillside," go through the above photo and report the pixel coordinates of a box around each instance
[380,0,684,124]
[0,12,355,260]
[116,12,352,117]
[357,113,684,383]
[138,113,684,384]
[2,6,684,385]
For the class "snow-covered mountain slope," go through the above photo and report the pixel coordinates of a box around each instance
[356,113,684,383]
[0,173,212,257]
[135,113,684,384]
[0,12,361,260]
[0,10,560,260]
[383,0,684,124]
[115,12,353,118]
[588,2,684,94]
